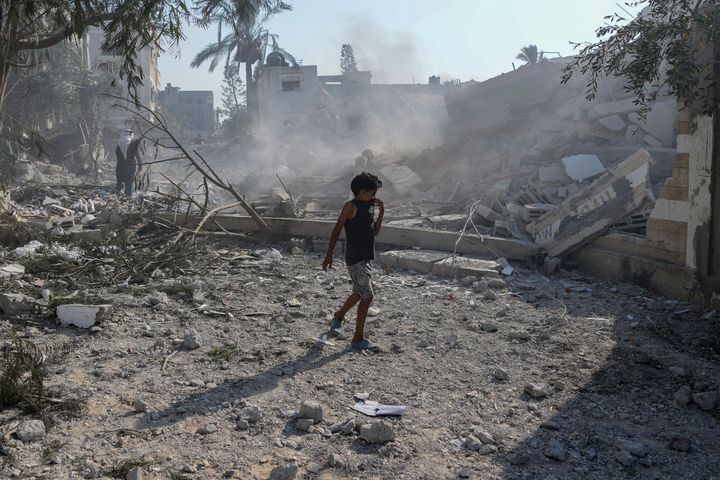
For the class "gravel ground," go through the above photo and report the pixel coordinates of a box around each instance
[1,245,719,480]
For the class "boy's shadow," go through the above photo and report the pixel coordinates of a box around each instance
[141,346,352,429]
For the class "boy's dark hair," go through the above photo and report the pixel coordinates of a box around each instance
[350,172,383,196]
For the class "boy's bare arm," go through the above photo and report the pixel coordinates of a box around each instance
[323,202,354,271]
[373,198,385,236]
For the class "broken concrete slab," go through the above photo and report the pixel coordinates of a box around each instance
[155,215,541,261]
[629,99,676,146]
[380,250,451,274]
[597,114,627,132]
[429,214,467,231]
[432,256,501,279]
[561,154,606,182]
[520,204,554,222]
[472,204,499,223]
[527,149,654,258]
[538,164,569,184]
[57,304,113,329]
[0,263,25,279]
[0,293,35,316]
[588,98,637,119]
[380,250,500,279]
[379,164,423,195]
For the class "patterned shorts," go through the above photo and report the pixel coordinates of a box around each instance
[347,261,374,299]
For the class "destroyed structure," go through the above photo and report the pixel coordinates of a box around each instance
[1,9,720,480]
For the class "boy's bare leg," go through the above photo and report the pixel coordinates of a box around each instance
[334,292,361,321]
[351,297,373,343]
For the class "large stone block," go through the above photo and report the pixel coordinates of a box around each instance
[57,304,113,329]
[431,256,500,278]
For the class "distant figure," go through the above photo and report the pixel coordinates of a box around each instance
[322,172,384,352]
[193,134,205,145]
[115,130,141,196]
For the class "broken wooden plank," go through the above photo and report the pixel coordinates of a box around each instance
[526,149,654,257]
[154,214,540,261]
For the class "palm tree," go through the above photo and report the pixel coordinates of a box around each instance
[516,44,544,64]
[191,0,294,120]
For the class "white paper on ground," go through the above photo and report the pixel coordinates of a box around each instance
[352,400,407,417]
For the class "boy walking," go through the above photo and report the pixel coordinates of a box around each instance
[322,172,384,351]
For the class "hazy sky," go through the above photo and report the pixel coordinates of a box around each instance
[158,0,639,104]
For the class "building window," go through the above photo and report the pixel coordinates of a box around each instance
[282,80,301,92]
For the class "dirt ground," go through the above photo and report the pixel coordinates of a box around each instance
[1,244,719,480]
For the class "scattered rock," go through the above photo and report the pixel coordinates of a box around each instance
[359,420,395,444]
[367,306,380,317]
[478,444,498,455]
[147,292,169,306]
[133,399,149,413]
[473,430,496,445]
[493,368,509,381]
[307,462,322,474]
[544,439,566,461]
[330,417,356,435]
[692,391,719,411]
[509,330,531,341]
[465,435,482,451]
[240,405,262,424]
[617,439,648,458]
[457,467,472,478]
[197,423,218,435]
[484,290,498,301]
[295,418,315,432]
[487,278,506,290]
[615,449,635,466]
[473,281,488,293]
[524,383,549,399]
[298,400,323,423]
[0,293,35,316]
[668,435,691,452]
[461,276,478,287]
[236,419,250,430]
[269,463,298,480]
[183,329,203,349]
[674,385,692,405]
[481,322,498,333]
[508,452,529,466]
[327,454,343,468]
[15,419,46,442]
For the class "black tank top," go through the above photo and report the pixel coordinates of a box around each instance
[344,199,375,266]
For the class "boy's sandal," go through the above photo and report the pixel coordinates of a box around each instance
[351,339,380,352]
[328,318,343,336]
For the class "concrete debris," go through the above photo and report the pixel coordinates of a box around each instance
[298,400,324,423]
[561,154,606,182]
[0,293,35,316]
[268,463,298,480]
[56,304,113,329]
[359,420,396,444]
[15,420,46,442]
[527,149,654,257]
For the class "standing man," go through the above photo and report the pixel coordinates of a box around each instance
[115,129,141,196]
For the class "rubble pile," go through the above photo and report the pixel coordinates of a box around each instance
[360,60,679,258]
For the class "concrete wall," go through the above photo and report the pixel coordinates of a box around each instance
[257,65,321,130]
[573,104,716,303]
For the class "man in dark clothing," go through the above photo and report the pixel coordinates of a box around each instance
[115,130,141,196]
[322,172,384,351]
